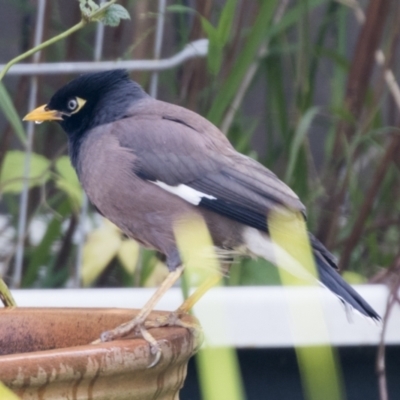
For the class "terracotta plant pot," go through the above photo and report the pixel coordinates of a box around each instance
[0,308,201,399]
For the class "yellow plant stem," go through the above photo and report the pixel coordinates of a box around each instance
[269,210,344,400]
[0,278,17,307]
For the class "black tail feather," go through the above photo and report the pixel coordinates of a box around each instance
[314,253,381,322]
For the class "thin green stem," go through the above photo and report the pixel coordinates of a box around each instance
[0,20,86,82]
[0,0,117,82]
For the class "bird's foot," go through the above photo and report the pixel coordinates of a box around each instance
[144,311,203,343]
[91,316,163,368]
[91,266,186,367]
[91,312,202,368]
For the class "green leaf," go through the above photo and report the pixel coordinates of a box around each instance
[201,0,237,75]
[166,4,195,13]
[315,46,350,72]
[0,382,20,400]
[265,52,290,151]
[198,18,220,75]
[0,150,50,194]
[144,261,169,287]
[23,200,71,288]
[82,220,122,286]
[0,83,26,145]
[285,107,319,183]
[207,42,223,76]
[216,0,237,46]
[197,348,245,400]
[139,249,159,286]
[268,0,328,39]
[234,258,281,286]
[55,156,82,211]
[200,17,217,39]
[342,271,367,285]
[79,0,99,17]
[117,239,140,275]
[269,211,344,400]
[207,1,278,124]
[169,1,237,75]
[100,4,130,27]
[0,278,17,307]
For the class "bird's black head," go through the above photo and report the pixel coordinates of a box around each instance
[25,69,148,135]
[24,69,148,166]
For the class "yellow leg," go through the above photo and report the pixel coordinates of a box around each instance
[93,264,222,368]
[94,265,184,342]
[143,273,221,345]
[177,273,222,314]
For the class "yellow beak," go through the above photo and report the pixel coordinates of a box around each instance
[23,104,64,122]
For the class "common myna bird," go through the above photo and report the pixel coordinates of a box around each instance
[24,70,380,358]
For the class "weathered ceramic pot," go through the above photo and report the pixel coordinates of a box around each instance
[0,308,201,399]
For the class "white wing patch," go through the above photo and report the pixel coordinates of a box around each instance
[151,180,216,205]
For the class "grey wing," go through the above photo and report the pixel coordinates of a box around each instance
[113,113,305,233]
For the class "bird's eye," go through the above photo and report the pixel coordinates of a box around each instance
[67,98,78,111]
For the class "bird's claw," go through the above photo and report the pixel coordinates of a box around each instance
[96,316,144,342]
[144,312,204,353]
[141,326,162,368]
[91,317,162,368]
[145,311,203,338]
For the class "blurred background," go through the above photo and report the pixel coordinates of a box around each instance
[1,0,400,399]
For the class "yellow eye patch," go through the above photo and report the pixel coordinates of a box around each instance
[69,97,87,114]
